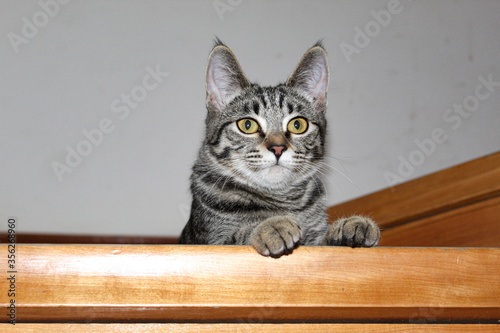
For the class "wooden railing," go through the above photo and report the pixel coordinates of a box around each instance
[4,323,500,332]
[1,152,500,331]
[328,152,500,247]
[1,245,499,331]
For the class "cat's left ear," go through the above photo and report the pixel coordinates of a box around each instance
[286,43,329,111]
[206,43,250,112]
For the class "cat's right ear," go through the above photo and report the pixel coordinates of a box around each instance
[206,44,250,112]
[286,43,329,111]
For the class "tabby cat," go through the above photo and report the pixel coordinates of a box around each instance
[179,40,380,257]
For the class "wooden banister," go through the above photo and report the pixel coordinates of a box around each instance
[380,195,500,246]
[2,323,500,332]
[1,245,499,324]
[327,152,500,228]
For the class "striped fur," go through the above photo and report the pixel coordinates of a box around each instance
[179,41,380,257]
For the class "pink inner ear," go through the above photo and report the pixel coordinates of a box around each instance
[315,92,326,105]
[289,49,329,104]
[206,53,242,110]
[206,57,226,110]
[207,91,219,108]
[308,64,328,100]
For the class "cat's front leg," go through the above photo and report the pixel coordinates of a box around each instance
[325,215,380,247]
[243,216,303,258]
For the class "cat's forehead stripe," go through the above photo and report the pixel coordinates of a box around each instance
[256,86,267,108]
[278,91,285,110]
[253,101,260,115]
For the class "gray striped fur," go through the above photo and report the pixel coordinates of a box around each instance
[179,41,379,257]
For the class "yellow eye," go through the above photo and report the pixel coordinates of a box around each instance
[237,118,260,134]
[287,117,308,134]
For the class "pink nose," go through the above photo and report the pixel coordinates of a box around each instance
[268,144,286,158]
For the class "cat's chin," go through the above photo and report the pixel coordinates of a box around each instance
[268,165,287,175]
[256,165,294,189]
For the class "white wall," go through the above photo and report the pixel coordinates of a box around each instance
[1,0,499,237]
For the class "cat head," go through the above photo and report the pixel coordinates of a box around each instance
[202,40,329,191]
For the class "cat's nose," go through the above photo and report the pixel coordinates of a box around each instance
[268,144,287,159]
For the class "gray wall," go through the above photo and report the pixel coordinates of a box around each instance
[1,0,499,237]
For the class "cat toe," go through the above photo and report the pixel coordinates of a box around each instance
[327,215,380,248]
[342,216,380,247]
[251,216,302,258]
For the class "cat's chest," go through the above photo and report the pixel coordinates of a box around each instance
[217,184,316,213]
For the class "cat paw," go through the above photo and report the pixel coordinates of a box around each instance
[325,215,380,247]
[251,216,303,258]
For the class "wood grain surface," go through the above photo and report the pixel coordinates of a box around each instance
[380,196,500,246]
[1,245,498,323]
[327,152,500,228]
[0,324,499,332]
